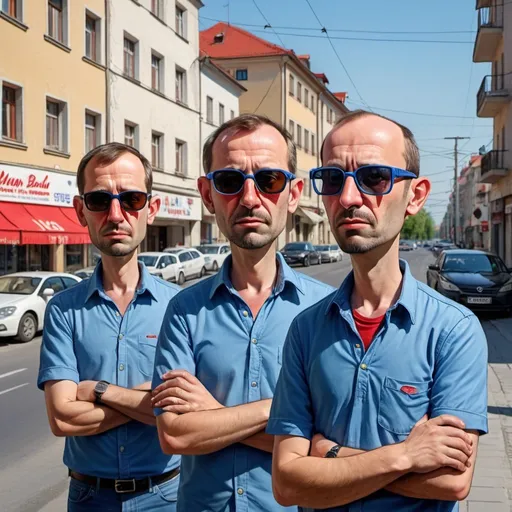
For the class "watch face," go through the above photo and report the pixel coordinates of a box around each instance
[97,381,109,393]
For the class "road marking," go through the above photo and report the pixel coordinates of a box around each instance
[0,382,29,395]
[0,368,27,379]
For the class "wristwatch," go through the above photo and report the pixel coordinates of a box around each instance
[325,444,341,458]
[94,380,110,403]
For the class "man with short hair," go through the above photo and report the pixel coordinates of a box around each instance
[268,110,487,511]
[38,143,181,511]
[151,114,334,511]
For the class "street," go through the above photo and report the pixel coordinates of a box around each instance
[1,249,511,511]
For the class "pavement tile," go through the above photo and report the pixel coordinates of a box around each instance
[467,503,511,512]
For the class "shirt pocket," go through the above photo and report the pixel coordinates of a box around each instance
[378,377,430,436]
[137,335,158,378]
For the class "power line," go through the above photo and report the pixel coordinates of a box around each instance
[250,0,286,48]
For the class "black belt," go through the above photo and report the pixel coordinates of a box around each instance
[69,467,180,494]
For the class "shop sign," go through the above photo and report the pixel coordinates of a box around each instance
[0,164,77,207]
[481,221,489,232]
[156,191,202,221]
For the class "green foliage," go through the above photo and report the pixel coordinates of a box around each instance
[401,209,435,241]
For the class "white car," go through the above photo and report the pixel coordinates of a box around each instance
[195,244,231,272]
[163,248,207,285]
[138,252,182,283]
[0,272,82,342]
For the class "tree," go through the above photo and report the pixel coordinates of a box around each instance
[401,209,435,240]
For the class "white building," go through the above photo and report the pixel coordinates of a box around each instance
[107,0,203,249]
[199,56,246,243]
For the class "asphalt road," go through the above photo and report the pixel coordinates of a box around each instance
[0,249,436,511]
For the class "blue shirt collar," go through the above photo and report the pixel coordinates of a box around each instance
[328,259,417,324]
[209,252,304,300]
[85,260,159,303]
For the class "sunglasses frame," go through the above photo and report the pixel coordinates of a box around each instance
[309,165,417,197]
[81,190,151,212]
[206,168,296,196]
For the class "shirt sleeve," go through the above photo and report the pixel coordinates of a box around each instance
[37,298,79,390]
[266,318,314,439]
[430,313,488,434]
[152,297,196,417]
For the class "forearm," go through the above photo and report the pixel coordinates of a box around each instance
[240,431,274,453]
[158,399,271,455]
[100,384,156,426]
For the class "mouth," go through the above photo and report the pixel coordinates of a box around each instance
[339,220,370,229]
[234,218,265,227]
[104,232,130,239]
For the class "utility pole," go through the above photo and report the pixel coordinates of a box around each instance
[444,137,469,245]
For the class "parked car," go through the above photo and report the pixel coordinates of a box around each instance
[195,244,231,272]
[281,242,321,267]
[399,240,414,251]
[432,242,457,257]
[163,247,207,285]
[426,249,512,313]
[74,266,95,279]
[0,272,81,342]
[315,245,342,263]
[138,252,182,282]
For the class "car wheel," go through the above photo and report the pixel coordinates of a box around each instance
[200,266,206,278]
[16,313,37,343]
[212,261,219,272]
[303,256,310,267]
[177,272,186,286]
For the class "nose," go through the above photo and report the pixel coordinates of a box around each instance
[106,197,124,224]
[239,177,262,209]
[338,175,364,210]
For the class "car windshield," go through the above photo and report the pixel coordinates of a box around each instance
[0,276,42,295]
[196,246,220,255]
[316,245,330,251]
[138,255,158,267]
[284,243,307,251]
[443,254,507,274]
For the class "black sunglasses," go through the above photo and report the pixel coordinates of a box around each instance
[81,190,151,212]
[206,169,296,195]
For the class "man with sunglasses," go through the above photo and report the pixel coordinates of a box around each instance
[38,143,182,511]
[268,110,487,511]
[151,114,334,511]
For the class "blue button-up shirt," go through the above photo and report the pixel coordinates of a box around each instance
[267,260,488,512]
[152,254,334,512]
[38,262,181,479]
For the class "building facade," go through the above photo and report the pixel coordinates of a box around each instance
[474,0,512,264]
[0,0,106,274]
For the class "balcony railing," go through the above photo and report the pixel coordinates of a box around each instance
[480,150,508,183]
[477,74,511,117]
[473,6,503,62]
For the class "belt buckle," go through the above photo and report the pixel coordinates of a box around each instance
[114,478,137,494]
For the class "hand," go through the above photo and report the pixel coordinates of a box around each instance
[76,380,98,402]
[151,370,223,414]
[310,433,337,458]
[402,414,473,473]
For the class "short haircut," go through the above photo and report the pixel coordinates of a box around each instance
[202,113,297,174]
[76,142,153,194]
[321,109,420,177]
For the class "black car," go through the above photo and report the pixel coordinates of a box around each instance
[426,249,512,313]
[281,242,321,267]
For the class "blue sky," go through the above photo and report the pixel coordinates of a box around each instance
[199,0,493,224]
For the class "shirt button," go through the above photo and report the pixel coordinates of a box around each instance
[355,344,361,349]
[243,311,249,317]
[360,363,367,370]
[115,312,120,317]
[251,338,257,345]
[118,334,123,340]
[237,488,244,495]
[119,446,125,453]
[251,381,257,387]
[119,364,125,371]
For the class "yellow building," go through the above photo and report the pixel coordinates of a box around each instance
[0,0,106,274]
[200,22,348,247]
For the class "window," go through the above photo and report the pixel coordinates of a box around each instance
[151,53,162,91]
[288,120,294,140]
[175,140,187,175]
[219,103,225,125]
[304,129,309,153]
[85,112,100,153]
[2,84,22,142]
[289,74,294,96]
[206,96,213,124]
[175,4,186,39]
[48,0,65,44]
[230,109,235,120]
[152,132,163,169]
[311,133,315,156]
[1,0,22,21]
[151,0,163,19]
[304,89,309,109]
[46,98,67,152]
[85,13,99,62]
[310,94,315,112]
[124,37,137,79]
[124,122,136,147]
[235,69,248,81]
[297,82,302,103]
[175,67,186,103]
[296,125,302,148]
[179,252,191,263]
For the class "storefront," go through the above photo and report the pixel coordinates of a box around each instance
[0,164,90,275]
[143,190,202,251]
[505,197,512,267]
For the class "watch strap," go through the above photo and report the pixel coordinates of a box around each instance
[325,444,341,458]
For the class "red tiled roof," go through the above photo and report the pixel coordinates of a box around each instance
[200,22,292,59]
[298,54,310,60]
[333,92,347,103]
[314,72,329,84]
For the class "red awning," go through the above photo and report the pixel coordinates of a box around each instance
[0,211,21,244]
[0,202,90,245]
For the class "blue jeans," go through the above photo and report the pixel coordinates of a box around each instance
[67,474,179,511]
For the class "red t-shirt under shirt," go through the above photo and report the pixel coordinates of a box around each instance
[352,309,385,351]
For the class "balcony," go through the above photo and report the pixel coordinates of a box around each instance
[476,0,491,8]
[480,150,508,183]
[477,75,511,117]
[473,6,503,62]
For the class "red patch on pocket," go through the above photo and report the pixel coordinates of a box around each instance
[146,334,157,339]
[400,385,418,395]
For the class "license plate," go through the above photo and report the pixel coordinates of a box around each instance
[467,297,492,304]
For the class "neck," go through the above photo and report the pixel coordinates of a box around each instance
[100,251,141,293]
[349,239,403,317]
[229,242,278,293]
